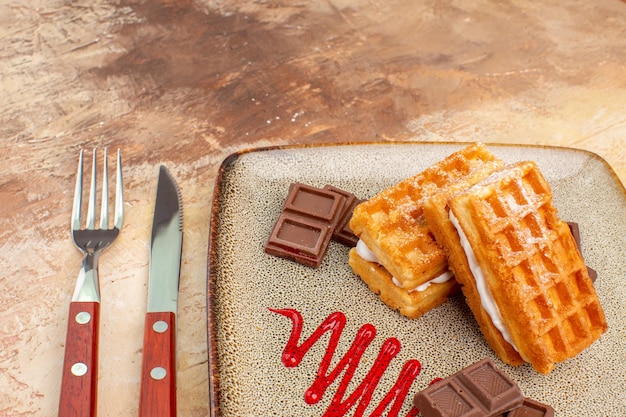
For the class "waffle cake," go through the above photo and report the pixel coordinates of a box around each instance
[348,143,504,318]
[443,161,607,374]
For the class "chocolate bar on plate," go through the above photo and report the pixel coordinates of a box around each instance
[265,183,346,268]
[413,358,524,417]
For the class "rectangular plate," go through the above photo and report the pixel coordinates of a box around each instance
[207,142,626,417]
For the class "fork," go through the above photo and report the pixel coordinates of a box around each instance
[59,149,123,417]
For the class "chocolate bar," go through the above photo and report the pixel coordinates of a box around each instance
[324,185,362,247]
[413,358,523,417]
[506,397,554,417]
[265,183,346,268]
[567,222,597,282]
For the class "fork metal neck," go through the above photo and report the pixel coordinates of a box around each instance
[72,252,101,302]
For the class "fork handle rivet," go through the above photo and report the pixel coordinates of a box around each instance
[150,367,167,380]
[152,320,169,333]
[75,311,91,324]
[71,362,88,376]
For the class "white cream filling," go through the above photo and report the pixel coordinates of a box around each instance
[449,211,519,352]
[413,270,454,292]
[356,239,453,293]
[356,239,380,263]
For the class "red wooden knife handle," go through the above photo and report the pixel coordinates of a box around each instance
[59,301,100,417]
[139,311,177,417]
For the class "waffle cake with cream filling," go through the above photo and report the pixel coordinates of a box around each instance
[348,143,504,318]
[444,160,607,374]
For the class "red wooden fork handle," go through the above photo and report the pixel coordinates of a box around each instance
[58,301,100,417]
[139,311,177,417]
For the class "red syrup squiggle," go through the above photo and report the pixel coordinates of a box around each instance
[269,308,421,417]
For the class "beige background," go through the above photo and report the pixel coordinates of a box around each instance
[1,0,624,416]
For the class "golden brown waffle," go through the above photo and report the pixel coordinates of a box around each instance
[348,248,460,319]
[421,149,515,364]
[448,161,607,374]
[350,142,503,290]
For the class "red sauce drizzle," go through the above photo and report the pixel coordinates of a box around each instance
[429,377,443,386]
[269,308,421,417]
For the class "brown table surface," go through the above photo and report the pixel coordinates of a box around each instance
[1,1,624,416]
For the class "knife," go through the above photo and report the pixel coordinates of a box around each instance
[139,166,183,417]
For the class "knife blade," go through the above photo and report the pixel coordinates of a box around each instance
[139,166,183,417]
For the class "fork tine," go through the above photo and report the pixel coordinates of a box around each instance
[114,149,124,230]
[100,148,109,230]
[71,150,84,231]
[86,149,97,230]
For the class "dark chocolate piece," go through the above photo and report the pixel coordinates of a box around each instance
[585,265,598,282]
[413,358,523,417]
[506,397,554,417]
[567,222,597,282]
[324,184,362,247]
[567,222,581,248]
[265,183,346,268]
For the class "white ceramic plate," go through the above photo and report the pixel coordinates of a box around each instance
[207,143,626,417]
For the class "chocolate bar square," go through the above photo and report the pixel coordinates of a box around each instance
[506,397,555,417]
[284,183,346,223]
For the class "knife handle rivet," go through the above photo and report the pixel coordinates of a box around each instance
[150,367,167,380]
[75,311,91,324]
[71,362,88,376]
[152,320,169,333]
